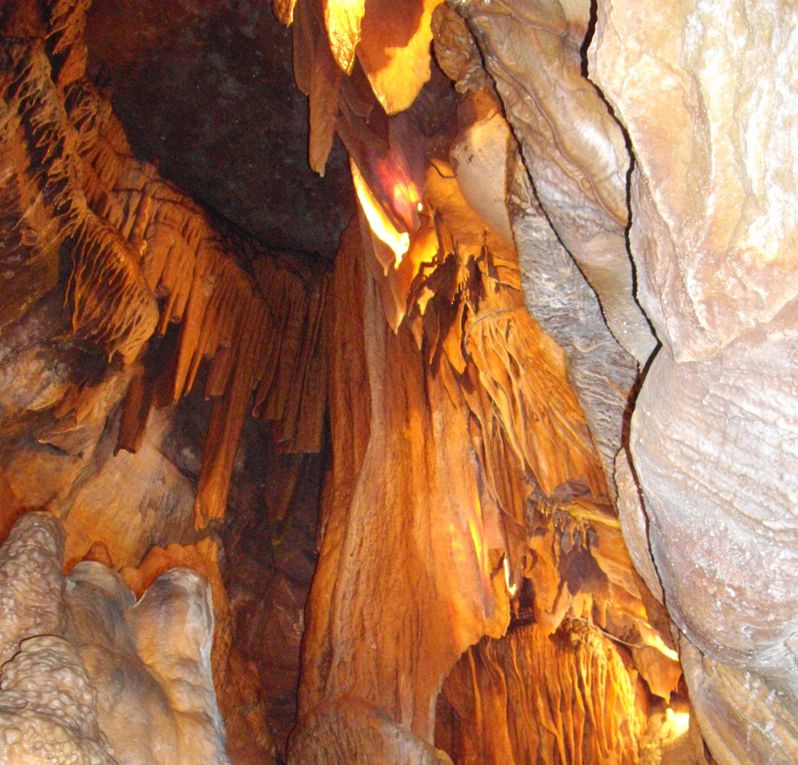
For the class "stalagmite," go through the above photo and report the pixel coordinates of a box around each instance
[0,512,230,764]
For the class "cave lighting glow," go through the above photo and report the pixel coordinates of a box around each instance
[350,158,410,267]
[388,173,422,228]
[502,555,517,596]
[648,633,680,662]
[666,707,691,738]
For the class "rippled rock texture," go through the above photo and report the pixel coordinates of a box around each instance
[587,1,798,760]
[446,0,797,761]
[0,512,229,764]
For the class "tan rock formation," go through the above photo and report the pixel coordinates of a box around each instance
[437,622,646,764]
[0,511,230,765]
[588,1,798,760]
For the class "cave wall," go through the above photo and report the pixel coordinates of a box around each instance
[281,0,797,762]
[589,2,798,760]
[446,0,798,762]
[1,0,796,763]
[289,149,680,761]
[1,1,331,761]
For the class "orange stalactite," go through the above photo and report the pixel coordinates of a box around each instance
[356,0,444,114]
[323,0,366,74]
[350,157,410,268]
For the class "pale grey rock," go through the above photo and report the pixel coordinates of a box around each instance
[0,514,230,765]
[508,154,638,495]
[457,0,656,365]
[588,0,798,760]
[64,562,180,765]
[589,0,798,362]
[0,512,65,667]
[129,568,229,765]
[679,636,798,764]
[0,636,118,764]
[614,449,662,603]
[631,310,798,678]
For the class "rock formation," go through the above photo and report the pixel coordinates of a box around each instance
[589,1,798,759]
[0,511,229,764]
[0,0,795,763]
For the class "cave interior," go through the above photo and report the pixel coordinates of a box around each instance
[0,0,796,763]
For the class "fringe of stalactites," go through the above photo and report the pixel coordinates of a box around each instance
[5,10,329,528]
[43,0,92,90]
[79,147,328,528]
[65,214,159,363]
[93,161,329,527]
[440,621,645,764]
[1,41,68,326]
[1,37,158,363]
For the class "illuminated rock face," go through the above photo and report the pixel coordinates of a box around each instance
[0,512,230,765]
[587,1,798,761]
[2,0,796,763]
[424,1,798,761]
[442,1,643,496]
[437,623,646,764]
[290,166,676,761]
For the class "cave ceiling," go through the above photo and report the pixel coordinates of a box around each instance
[85,0,353,257]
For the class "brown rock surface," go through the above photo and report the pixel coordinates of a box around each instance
[291,155,668,760]
[437,622,646,764]
[432,7,642,497]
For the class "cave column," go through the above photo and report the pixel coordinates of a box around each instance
[288,225,509,762]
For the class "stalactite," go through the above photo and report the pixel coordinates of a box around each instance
[0,51,61,329]
[194,297,266,528]
[0,36,158,364]
[66,214,158,362]
[438,621,646,765]
[1,2,333,533]
[272,0,298,26]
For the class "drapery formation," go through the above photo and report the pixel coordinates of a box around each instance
[2,0,328,531]
[290,153,679,762]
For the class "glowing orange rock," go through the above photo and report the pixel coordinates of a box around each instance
[356,0,444,114]
[323,0,366,73]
